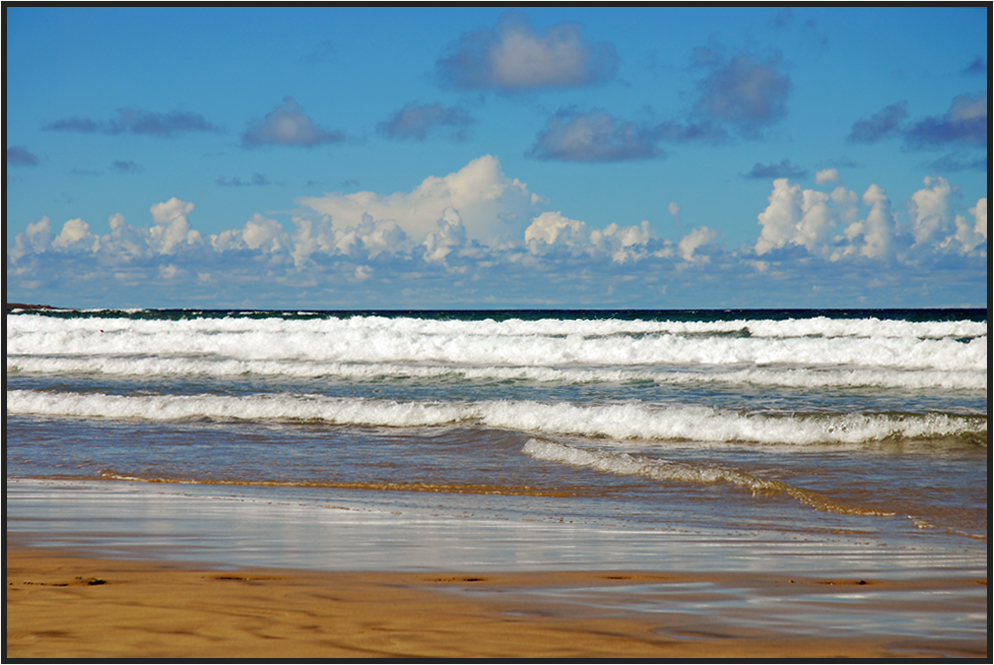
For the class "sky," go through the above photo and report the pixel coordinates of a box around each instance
[6,5,989,309]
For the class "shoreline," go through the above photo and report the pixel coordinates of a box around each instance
[6,545,987,659]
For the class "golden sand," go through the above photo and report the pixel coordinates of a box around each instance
[5,547,986,659]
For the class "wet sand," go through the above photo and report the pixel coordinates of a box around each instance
[5,546,987,659]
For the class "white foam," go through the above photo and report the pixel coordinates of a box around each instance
[521,439,892,515]
[10,312,985,339]
[7,389,985,445]
[6,314,986,374]
[6,355,986,390]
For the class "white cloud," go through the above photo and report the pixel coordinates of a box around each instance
[969,197,988,239]
[755,179,835,256]
[6,162,986,309]
[948,197,988,253]
[339,217,408,259]
[523,212,657,264]
[908,176,952,246]
[815,168,839,184]
[423,208,468,263]
[10,216,54,260]
[104,213,152,262]
[288,215,335,267]
[755,179,802,255]
[678,226,720,262]
[525,211,588,249]
[850,184,895,260]
[149,198,201,254]
[590,220,653,263]
[211,214,290,254]
[52,218,98,253]
[296,155,542,243]
[436,13,618,91]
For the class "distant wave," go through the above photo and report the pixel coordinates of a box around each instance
[7,315,986,373]
[7,389,986,445]
[8,311,988,338]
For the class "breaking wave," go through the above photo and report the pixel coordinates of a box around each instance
[7,389,985,446]
[521,439,893,516]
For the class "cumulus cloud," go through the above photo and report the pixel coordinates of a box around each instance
[43,108,218,136]
[103,213,149,262]
[949,197,987,253]
[436,12,618,92]
[693,51,792,135]
[844,184,895,260]
[51,218,99,253]
[908,176,953,246]
[523,212,663,264]
[212,214,290,254]
[903,92,987,148]
[149,198,202,254]
[10,217,54,259]
[742,159,807,180]
[423,208,468,263]
[7,163,986,309]
[7,146,40,166]
[525,211,589,249]
[527,108,659,162]
[296,154,542,242]
[815,168,840,184]
[376,102,475,142]
[755,179,834,256]
[749,177,983,264]
[847,102,908,143]
[678,226,720,262]
[333,216,409,260]
[590,221,656,263]
[242,97,346,147]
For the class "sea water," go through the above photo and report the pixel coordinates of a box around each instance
[5,308,988,575]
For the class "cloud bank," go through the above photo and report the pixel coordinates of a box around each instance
[8,157,987,309]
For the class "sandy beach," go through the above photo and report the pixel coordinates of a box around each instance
[5,545,987,659]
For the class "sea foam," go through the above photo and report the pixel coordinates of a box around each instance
[7,314,987,374]
[7,389,985,446]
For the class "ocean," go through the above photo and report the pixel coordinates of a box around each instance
[6,308,988,577]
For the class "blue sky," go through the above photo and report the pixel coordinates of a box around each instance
[6,6,988,309]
